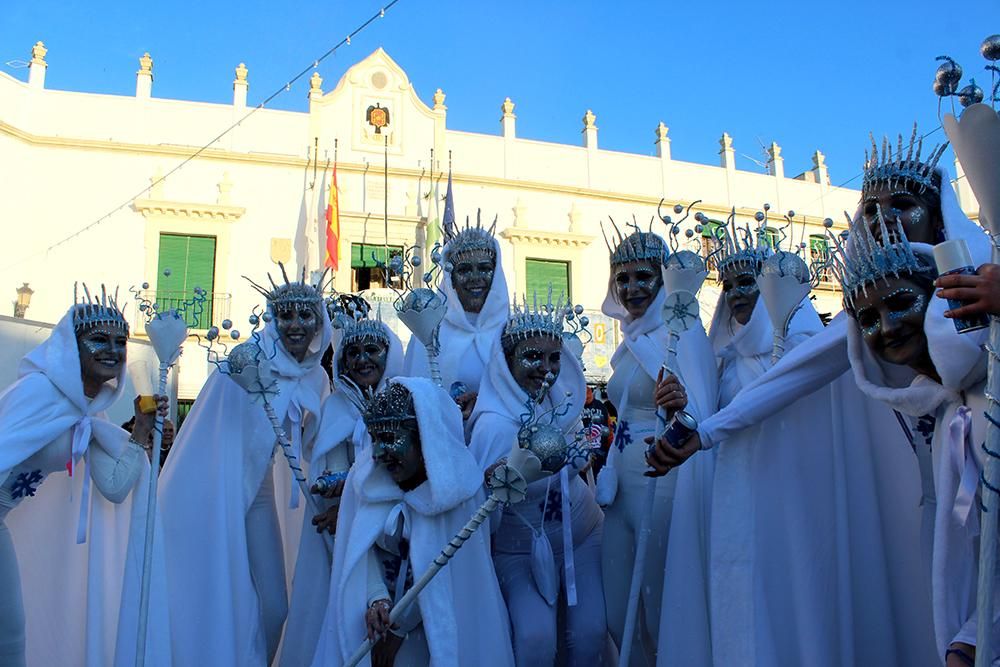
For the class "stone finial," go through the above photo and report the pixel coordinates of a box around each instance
[583,109,597,130]
[767,141,784,178]
[138,52,153,75]
[812,150,825,169]
[582,110,598,150]
[501,97,516,117]
[28,41,47,89]
[719,132,735,169]
[233,63,249,107]
[655,122,671,160]
[235,62,248,84]
[812,149,829,185]
[433,88,446,110]
[30,41,47,65]
[310,71,323,93]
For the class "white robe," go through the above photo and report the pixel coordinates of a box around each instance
[0,307,171,666]
[159,312,332,666]
[847,243,1000,662]
[597,256,719,666]
[403,237,510,394]
[312,377,515,667]
[281,320,403,667]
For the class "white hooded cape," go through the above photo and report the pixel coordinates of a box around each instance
[403,237,510,393]
[0,307,171,666]
[281,319,403,667]
[847,243,998,661]
[698,172,989,448]
[159,311,332,666]
[312,377,515,667]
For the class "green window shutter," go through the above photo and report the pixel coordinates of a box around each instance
[761,227,779,249]
[156,234,217,327]
[351,243,403,268]
[525,259,571,302]
[701,221,724,239]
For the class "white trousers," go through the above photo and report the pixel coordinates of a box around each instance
[602,427,677,667]
[246,469,288,665]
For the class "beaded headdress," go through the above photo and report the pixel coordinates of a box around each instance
[501,290,569,353]
[602,218,667,267]
[364,381,418,434]
[711,208,771,279]
[861,124,947,202]
[333,303,390,349]
[826,206,933,310]
[443,210,497,265]
[245,262,326,316]
[73,283,129,336]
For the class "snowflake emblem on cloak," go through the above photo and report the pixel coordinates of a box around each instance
[613,420,632,452]
[11,470,43,499]
[916,415,936,449]
[540,487,563,522]
[662,291,700,331]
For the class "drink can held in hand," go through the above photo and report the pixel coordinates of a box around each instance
[933,239,989,334]
[663,410,698,449]
[312,469,349,495]
[449,381,469,401]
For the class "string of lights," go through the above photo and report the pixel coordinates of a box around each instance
[2,1,401,273]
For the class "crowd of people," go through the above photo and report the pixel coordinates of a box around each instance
[1,117,999,667]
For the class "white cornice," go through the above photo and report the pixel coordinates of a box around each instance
[500,227,594,248]
[132,198,246,221]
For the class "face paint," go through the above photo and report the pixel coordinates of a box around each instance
[505,334,562,397]
[613,260,662,319]
[371,424,426,490]
[341,340,388,390]
[450,249,496,314]
[852,277,933,371]
[77,325,128,391]
[274,303,321,362]
[863,183,938,245]
[721,267,760,326]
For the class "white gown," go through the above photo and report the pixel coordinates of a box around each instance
[0,307,171,666]
[159,313,332,666]
[311,377,515,667]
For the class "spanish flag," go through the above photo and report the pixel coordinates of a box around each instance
[325,160,340,271]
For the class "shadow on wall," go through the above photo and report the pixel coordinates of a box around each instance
[0,315,178,425]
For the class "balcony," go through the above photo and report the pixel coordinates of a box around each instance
[134,290,232,331]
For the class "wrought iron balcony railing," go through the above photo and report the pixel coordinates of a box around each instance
[134,290,231,330]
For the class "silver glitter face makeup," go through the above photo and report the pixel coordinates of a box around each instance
[852,279,932,369]
[341,340,388,390]
[614,260,662,319]
[505,334,562,397]
[721,267,760,326]
[275,303,320,362]
[863,185,937,245]
[76,324,128,386]
[365,383,426,488]
[450,249,496,315]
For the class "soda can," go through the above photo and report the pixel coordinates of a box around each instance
[312,469,349,495]
[663,410,698,449]
[933,239,990,334]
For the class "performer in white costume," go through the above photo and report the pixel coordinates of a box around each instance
[469,295,607,666]
[596,227,717,666]
[0,287,171,667]
[282,299,403,667]
[834,209,998,665]
[160,269,332,666]
[403,215,509,418]
[313,377,515,667]
[695,127,989,453]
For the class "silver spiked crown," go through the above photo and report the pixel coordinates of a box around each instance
[712,208,771,279]
[245,262,326,315]
[826,206,933,310]
[862,124,947,202]
[602,218,667,267]
[72,283,130,336]
[501,289,570,353]
[364,381,418,432]
[443,210,497,266]
[333,304,390,349]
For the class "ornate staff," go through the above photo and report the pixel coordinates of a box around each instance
[132,278,205,667]
[343,377,591,667]
[937,37,1000,665]
[386,246,448,386]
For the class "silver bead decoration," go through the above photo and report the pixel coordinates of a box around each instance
[163,268,172,277]
[206,326,219,341]
[141,282,149,290]
[959,81,985,107]
[230,329,240,340]
[222,319,233,330]
[982,35,1000,62]
[673,204,683,214]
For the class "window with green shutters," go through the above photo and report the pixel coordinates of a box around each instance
[350,243,403,290]
[761,227,780,250]
[525,258,571,301]
[809,234,830,281]
[156,233,217,327]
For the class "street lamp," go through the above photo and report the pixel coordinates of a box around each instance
[14,283,33,319]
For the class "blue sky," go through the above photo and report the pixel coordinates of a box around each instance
[2,0,996,186]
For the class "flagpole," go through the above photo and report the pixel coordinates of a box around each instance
[384,134,389,278]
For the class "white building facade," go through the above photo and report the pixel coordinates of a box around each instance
[0,43,982,395]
